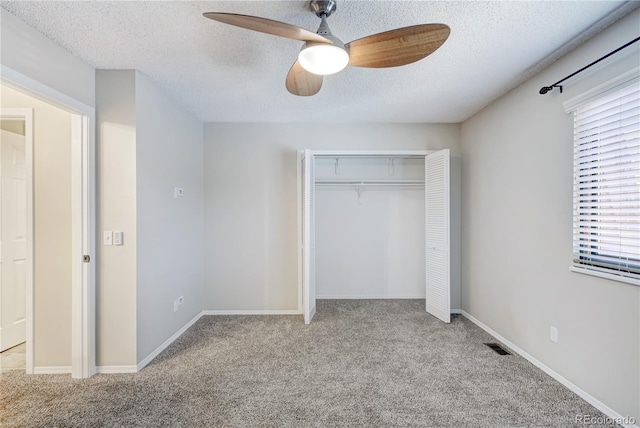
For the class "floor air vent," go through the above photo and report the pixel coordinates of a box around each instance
[484,343,511,355]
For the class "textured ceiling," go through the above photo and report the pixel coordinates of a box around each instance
[1,1,637,123]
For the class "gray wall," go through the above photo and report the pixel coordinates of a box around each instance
[203,123,461,311]
[460,8,640,420]
[135,72,204,363]
[96,70,205,367]
[0,8,95,108]
[96,70,138,367]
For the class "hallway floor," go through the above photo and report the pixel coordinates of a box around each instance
[0,342,26,372]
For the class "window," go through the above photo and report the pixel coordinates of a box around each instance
[571,77,640,284]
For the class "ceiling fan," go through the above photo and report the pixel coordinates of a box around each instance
[203,0,450,96]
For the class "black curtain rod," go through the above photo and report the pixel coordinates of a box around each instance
[539,36,640,95]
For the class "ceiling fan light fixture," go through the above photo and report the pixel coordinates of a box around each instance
[298,42,349,75]
[204,0,451,96]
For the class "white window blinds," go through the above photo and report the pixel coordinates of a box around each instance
[572,80,640,281]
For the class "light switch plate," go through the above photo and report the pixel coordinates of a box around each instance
[174,187,184,198]
[103,231,113,246]
[113,231,123,246]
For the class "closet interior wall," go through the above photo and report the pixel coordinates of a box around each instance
[315,156,426,299]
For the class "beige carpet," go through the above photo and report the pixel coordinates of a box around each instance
[1,300,617,427]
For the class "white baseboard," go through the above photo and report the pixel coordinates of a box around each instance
[33,366,71,374]
[203,309,301,315]
[96,365,138,374]
[460,310,638,428]
[317,295,426,299]
[136,311,204,372]
[450,309,462,314]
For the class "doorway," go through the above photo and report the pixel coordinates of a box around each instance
[0,68,95,378]
[0,110,32,374]
[0,117,28,358]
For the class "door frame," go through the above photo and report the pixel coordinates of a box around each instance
[1,65,96,378]
[0,108,33,364]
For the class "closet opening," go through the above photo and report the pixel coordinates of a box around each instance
[298,150,451,325]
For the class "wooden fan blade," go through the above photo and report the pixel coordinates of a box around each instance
[203,12,330,43]
[346,24,450,68]
[286,60,323,96]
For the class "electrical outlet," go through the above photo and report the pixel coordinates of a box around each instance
[173,300,179,312]
[177,296,184,305]
[550,325,558,343]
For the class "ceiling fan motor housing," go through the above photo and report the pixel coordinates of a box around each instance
[308,1,345,54]
[312,16,346,48]
[310,0,337,18]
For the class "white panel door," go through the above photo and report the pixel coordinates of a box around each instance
[302,150,316,324]
[0,129,27,351]
[425,149,450,323]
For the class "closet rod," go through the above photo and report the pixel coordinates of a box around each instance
[314,154,426,160]
[315,179,424,186]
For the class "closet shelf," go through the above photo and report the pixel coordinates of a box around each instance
[315,179,425,186]
[314,154,426,160]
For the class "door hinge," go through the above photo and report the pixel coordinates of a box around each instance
[83,255,91,263]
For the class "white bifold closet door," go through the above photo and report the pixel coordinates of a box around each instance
[425,149,451,323]
[301,150,316,324]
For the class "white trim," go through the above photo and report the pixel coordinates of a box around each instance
[1,66,96,378]
[460,310,638,428]
[85,112,96,377]
[82,111,97,376]
[70,114,84,378]
[136,311,204,371]
[0,108,34,374]
[570,266,640,287]
[450,309,462,314]
[302,149,314,325]
[317,294,427,299]
[297,150,303,314]
[202,309,302,316]
[563,68,640,113]
[33,366,72,375]
[25,109,34,375]
[0,66,92,114]
[95,366,138,374]
[96,311,205,374]
[71,112,96,378]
